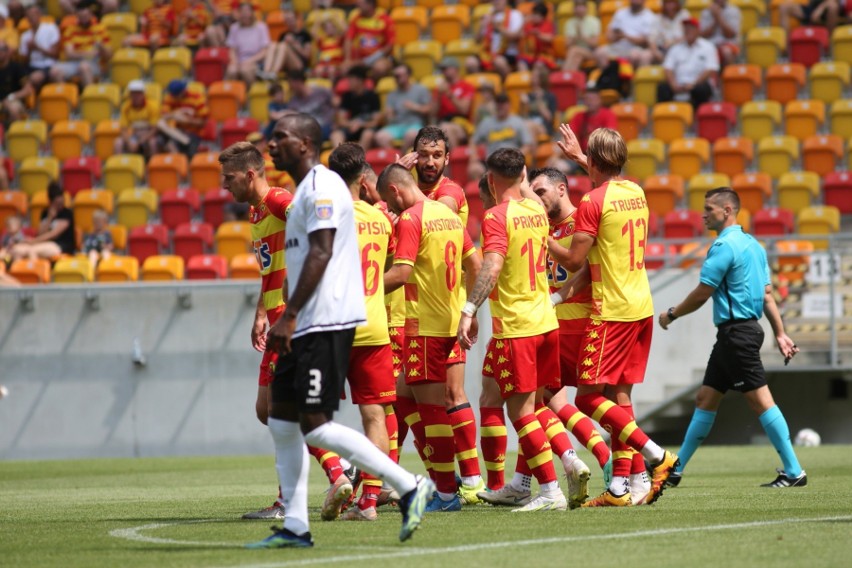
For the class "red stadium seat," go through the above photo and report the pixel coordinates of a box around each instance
[201,188,234,228]
[160,188,200,230]
[663,209,704,240]
[365,148,397,177]
[193,48,230,87]
[173,222,214,262]
[127,223,169,264]
[448,145,485,188]
[2,157,14,184]
[752,206,795,236]
[566,176,593,205]
[789,26,829,68]
[696,102,737,143]
[644,242,676,269]
[186,253,229,280]
[221,117,260,149]
[822,171,852,214]
[549,70,586,110]
[647,210,660,238]
[61,157,102,197]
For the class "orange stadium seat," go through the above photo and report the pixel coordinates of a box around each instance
[152,47,193,88]
[19,157,59,197]
[73,190,114,233]
[127,223,169,264]
[53,257,93,283]
[785,99,825,140]
[746,27,787,68]
[778,171,819,213]
[774,239,813,284]
[687,173,731,211]
[753,206,795,236]
[643,174,684,216]
[696,102,736,143]
[190,152,223,191]
[208,81,246,122]
[201,188,234,228]
[50,120,91,161]
[109,224,128,252]
[9,258,51,284]
[62,157,102,197]
[721,64,762,106]
[652,102,693,143]
[802,134,843,176]
[147,153,188,194]
[668,138,709,179]
[96,255,139,282]
[757,136,800,179]
[142,255,185,281]
[731,172,772,214]
[6,120,47,162]
[230,253,261,279]
[823,171,852,213]
[625,138,665,181]
[221,117,261,149]
[678,241,710,269]
[765,63,806,104]
[431,5,471,44]
[741,101,782,141]
[39,84,79,125]
[789,26,829,68]
[809,61,851,103]
[104,154,146,195]
[93,120,123,161]
[116,188,158,229]
[612,102,648,141]
[186,254,229,280]
[110,48,151,88]
[160,189,201,230]
[663,209,704,240]
[215,221,253,262]
[391,6,428,46]
[0,191,27,228]
[194,48,230,87]
[550,71,586,111]
[797,205,840,249]
[712,137,754,178]
[173,222,214,262]
[266,11,287,42]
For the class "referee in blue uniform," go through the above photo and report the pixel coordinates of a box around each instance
[657,187,805,488]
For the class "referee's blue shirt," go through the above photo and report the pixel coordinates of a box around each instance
[699,225,770,327]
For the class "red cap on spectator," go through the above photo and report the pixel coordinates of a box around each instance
[683,17,700,26]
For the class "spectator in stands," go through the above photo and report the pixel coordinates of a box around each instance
[115,80,160,159]
[519,2,558,71]
[345,0,395,79]
[175,0,212,49]
[521,63,558,139]
[435,57,475,149]
[470,93,534,164]
[0,39,32,124]
[649,0,691,64]
[473,82,498,125]
[82,209,113,268]
[330,64,381,149]
[1,214,27,264]
[780,0,845,33]
[374,64,432,150]
[18,4,61,91]
[562,0,601,72]
[310,12,345,81]
[264,83,288,140]
[123,0,177,52]
[282,69,335,141]
[658,17,719,109]
[51,0,111,87]
[595,0,657,68]
[260,10,312,81]
[699,0,742,66]
[225,2,270,86]
[465,55,484,76]
[9,182,75,261]
[478,0,524,78]
[158,79,209,156]
[568,86,617,154]
[0,263,19,286]
[0,5,20,52]
[59,0,117,16]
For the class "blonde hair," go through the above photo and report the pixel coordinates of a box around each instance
[587,128,627,177]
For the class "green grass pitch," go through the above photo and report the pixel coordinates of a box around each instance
[1,446,850,568]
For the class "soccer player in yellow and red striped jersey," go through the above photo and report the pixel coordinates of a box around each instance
[344,0,394,70]
[458,148,566,512]
[53,1,110,87]
[328,143,399,521]
[379,164,481,512]
[554,125,679,507]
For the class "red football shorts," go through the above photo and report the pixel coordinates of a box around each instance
[258,349,278,386]
[558,318,589,387]
[447,340,467,365]
[389,326,405,379]
[347,344,397,405]
[481,337,497,379]
[492,330,560,399]
[404,336,457,385]
[576,317,653,386]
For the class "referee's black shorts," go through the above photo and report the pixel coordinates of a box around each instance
[271,329,355,413]
[702,319,767,394]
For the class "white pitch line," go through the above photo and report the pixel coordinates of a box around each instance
[109,520,239,547]
[216,515,852,568]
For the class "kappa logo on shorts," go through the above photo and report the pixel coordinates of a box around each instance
[495,340,505,349]
[500,369,512,379]
[449,349,457,358]
[483,364,493,374]
[315,199,334,219]
[584,344,597,353]
[588,330,600,339]
[503,382,514,393]
[486,351,493,360]
[392,355,401,365]
[409,369,421,377]
[582,358,594,367]
[580,371,592,380]
[407,354,421,363]
[497,355,508,364]
[409,339,421,349]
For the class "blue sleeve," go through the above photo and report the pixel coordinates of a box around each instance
[699,241,734,289]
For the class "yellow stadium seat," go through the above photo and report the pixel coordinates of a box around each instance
[652,102,693,144]
[104,154,146,195]
[215,221,253,262]
[0,191,28,228]
[463,72,503,118]
[803,134,843,176]
[142,255,185,281]
[248,80,272,122]
[375,76,397,110]
[96,255,139,282]
[431,5,471,44]
[151,47,193,88]
[736,208,752,234]
[778,171,819,213]
[9,258,51,284]
[19,157,59,197]
[471,3,494,38]
[147,153,188,193]
[190,152,223,191]
[625,138,665,182]
[740,101,782,142]
[208,81,245,122]
[402,40,443,81]
[102,12,138,51]
[391,6,428,47]
[757,136,800,179]
[80,83,122,124]
[721,64,763,106]
[599,0,628,34]
[809,61,851,103]
[612,102,648,141]
[797,205,840,249]
[732,0,766,32]
[829,99,852,138]
[687,173,731,211]
[6,120,48,162]
[53,257,93,283]
[685,0,710,19]
[633,66,666,107]
[116,188,158,229]
[831,25,852,65]
[128,0,153,15]
[94,120,123,161]
[765,63,806,104]
[50,120,91,161]
[74,190,114,233]
[668,138,710,179]
[39,84,79,125]
[229,253,261,279]
[110,48,151,88]
[504,71,533,114]
[731,172,772,215]
[109,224,128,251]
[445,39,481,75]
[712,137,754,178]
[643,174,684,216]
[746,27,787,68]
[784,99,825,140]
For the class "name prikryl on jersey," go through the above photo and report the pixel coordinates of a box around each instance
[611,197,648,212]
[512,214,548,230]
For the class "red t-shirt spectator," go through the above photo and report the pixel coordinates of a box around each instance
[569,107,617,152]
[437,80,475,121]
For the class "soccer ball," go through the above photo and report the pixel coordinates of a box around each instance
[794,428,821,447]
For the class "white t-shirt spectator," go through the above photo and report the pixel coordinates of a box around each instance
[651,9,692,50]
[284,165,366,338]
[663,36,720,86]
[489,8,524,56]
[700,3,742,46]
[226,21,270,63]
[19,22,60,70]
[608,7,658,51]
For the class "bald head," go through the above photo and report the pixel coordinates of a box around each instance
[377,164,420,214]
[278,112,323,154]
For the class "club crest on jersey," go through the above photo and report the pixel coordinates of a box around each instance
[315,199,333,219]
